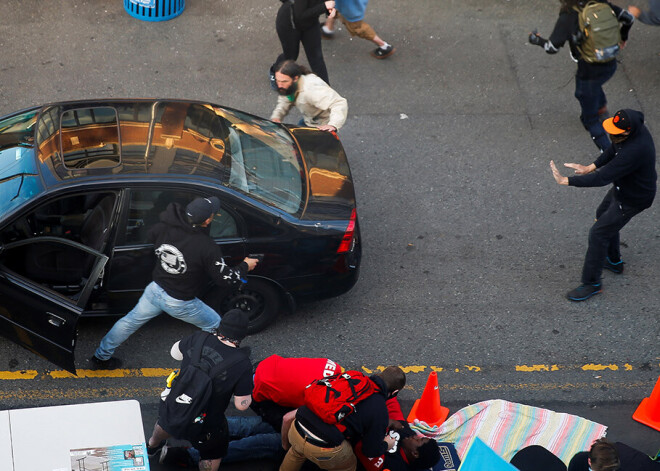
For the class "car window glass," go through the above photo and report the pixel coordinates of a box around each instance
[0,239,104,303]
[0,192,116,252]
[146,102,231,180]
[60,107,120,169]
[124,189,239,245]
[214,107,304,215]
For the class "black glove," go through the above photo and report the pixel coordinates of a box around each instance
[528,30,547,47]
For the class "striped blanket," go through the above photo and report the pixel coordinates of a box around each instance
[410,399,607,465]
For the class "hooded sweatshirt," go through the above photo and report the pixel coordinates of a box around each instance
[147,202,247,300]
[568,109,657,210]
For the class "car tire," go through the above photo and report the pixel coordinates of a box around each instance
[220,279,281,334]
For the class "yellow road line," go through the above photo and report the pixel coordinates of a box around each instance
[0,362,656,380]
[0,380,653,402]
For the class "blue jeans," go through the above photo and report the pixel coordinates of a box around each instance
[95,281,220,360]
[188,416,282,464]
[574,60,617,151]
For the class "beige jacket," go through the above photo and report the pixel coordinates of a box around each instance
[270,74,348,130]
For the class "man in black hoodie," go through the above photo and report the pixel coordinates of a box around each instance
[91,196,259,368]
[550,109,657,301]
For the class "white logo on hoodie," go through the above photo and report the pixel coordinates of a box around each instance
[155,244,187,274]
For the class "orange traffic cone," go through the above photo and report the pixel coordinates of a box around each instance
[633,374,660,432]
[406,371,449,427]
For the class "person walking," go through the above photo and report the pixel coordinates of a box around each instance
[528,0,634,151]
[271,60,348,133]
[628,1,660,26]
[321,0,395,59]
[270,0,336,87]
[147,310,254,471]
[91,196,259,368]
[550,109,656,301]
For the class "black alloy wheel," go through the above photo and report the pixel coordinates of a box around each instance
[221,278,280,334]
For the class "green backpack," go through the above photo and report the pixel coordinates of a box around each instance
[575,1,621,63]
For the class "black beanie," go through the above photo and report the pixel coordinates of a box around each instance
[412,440,441,470]
[218,309,248,341]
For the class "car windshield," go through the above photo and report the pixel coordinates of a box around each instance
[0,109,45,216]
[214,106,305,214]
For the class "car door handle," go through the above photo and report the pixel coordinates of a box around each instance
[46,312,66,327]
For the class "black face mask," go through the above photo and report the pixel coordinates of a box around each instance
[610,133,629,144]
[277,81,297,96]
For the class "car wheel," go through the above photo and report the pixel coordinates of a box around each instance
[221,279,280,334]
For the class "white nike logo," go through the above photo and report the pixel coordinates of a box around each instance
[175,394,193,404]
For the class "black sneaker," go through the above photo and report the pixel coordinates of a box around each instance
[603,257,624,274]
[89,355,123,370]
[566,283,602,302]
[268,67,276,91]
[147,440,166,457]
[371,44,395,59]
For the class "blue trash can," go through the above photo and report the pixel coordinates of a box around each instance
[123,0,185,22]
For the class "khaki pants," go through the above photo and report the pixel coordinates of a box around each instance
[339,14,377,41]
[279,420,357,471]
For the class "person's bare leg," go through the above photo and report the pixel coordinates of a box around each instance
[199,458,221,471]
[372,33,386,47]
[148,422,170,448]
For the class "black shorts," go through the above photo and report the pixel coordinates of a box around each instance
[193,415,229,461]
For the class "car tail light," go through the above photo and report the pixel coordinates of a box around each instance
[337,209,357,254]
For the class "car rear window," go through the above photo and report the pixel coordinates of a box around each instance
[216,107,305,214]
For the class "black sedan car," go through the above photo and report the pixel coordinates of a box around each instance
[0,99,361,373]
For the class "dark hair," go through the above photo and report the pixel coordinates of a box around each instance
[274,60,310,79]
[412,440,441,470]
[589,439,620,471]
[376,366,406,393]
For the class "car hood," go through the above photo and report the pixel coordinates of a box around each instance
[291,128,357,221]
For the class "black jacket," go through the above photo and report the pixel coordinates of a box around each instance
[341,376,390,457]
[148,203,247,300]
[545,1,633,78]
[568,109,657,210]
[279,0,329,31]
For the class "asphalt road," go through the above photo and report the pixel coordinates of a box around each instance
[0,0,659,467]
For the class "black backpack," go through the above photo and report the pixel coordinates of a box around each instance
[158,332,243,440]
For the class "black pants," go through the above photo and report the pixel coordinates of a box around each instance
[273,5,329,84]
[581,188,643,284]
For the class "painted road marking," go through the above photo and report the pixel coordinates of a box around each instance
[0,380,654,402]
[0,363,656,380]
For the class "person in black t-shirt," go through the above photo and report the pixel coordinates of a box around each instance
[147,310,254,471]
[528,0,634,151]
